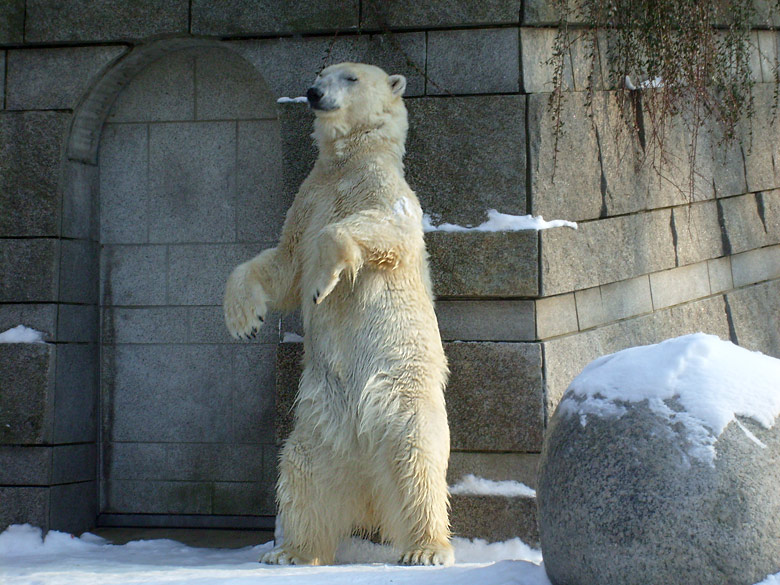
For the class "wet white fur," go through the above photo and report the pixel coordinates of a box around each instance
[224,63,453,566]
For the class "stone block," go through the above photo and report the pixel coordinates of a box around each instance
[188,305,280,345]
[427,28,519,95]
[362,0,521,28]
[104,480,211,515]
[445,342,543,452]
[740,84,779,193]
[6,47,126,110]
[101,245,167,306]
[650,262,711,310]
[540,209,676,296]
[230,32,427,99]
[275,343,303,443]
[575,276,653,330]
[450,495,538,545]
[722,191,780,254]
[51,444,96,484]
[0,239,60,303]
[232,344,277,444]
[57,304,98,343]
[195,49,277,121]
[99,124,149,244]
[447,452,540,488]
[49,481,97,534]
[758,31,779,83]
[0,304,57,341]
[192,0,358,36]
[213,482,275,516]
[522,0,583,25]
[709,124,748,198]
[673,200,725,266]
[426,231,538,298]
[53,343,98,444]
[707,257,733,294]
[106,345,234,443]
[102,307,189,345]
[59,239,99,305]
[0,488,48,531]
[407,96,526,226]
[535,293,578,339]
[731,245,780,288]
[167,244,260,305]
[148,122,236,244]
[0,51,5,108]
[108,51,195,123]
[0,112,70,238]
[521,28,574,94]
[727,279,780,358]
[542,295,732,415]
[25,0,188,42]
[0,0,24,43]
[62,161,99,241]
[237,120,289,242]
[0,344,55,445]
[0,446,51,485]
[435,300,535,341]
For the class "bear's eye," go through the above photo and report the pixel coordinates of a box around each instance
[345,76,359,83]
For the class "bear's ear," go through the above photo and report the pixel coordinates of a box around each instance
[389,74,407,97]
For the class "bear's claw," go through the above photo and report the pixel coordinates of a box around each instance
[260,547,316,566]
[399,544,455,566]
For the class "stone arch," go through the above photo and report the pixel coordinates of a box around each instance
[61,37,287,529]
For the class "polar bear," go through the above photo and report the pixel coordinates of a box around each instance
[223,63,453,566]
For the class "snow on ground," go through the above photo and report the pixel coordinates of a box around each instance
[0,524,550,585]
[277,96,308,104]
[449,474,536,498]
[423,209,577,233]
[561,333,780,463]
[0,325,46,343]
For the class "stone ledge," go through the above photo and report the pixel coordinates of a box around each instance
[450,494,538,546]
[436,300,535,341]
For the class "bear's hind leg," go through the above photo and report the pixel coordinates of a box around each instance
[261,433,354,565]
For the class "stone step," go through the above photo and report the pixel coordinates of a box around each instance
[450,494,539,546]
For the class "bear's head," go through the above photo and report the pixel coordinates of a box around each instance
[307,62,408,156]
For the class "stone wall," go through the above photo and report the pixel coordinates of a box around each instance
[1,0,778,540]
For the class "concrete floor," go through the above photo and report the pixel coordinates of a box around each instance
[91,527,275,549]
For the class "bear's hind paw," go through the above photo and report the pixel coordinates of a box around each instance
[260,546,317,566]
[399,544,454,566]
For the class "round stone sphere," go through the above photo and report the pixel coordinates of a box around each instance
[537,395,780,585]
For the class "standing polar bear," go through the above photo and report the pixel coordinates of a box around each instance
[223,63,453,566]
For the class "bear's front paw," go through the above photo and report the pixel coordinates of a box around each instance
[260,546,317,566]
[399,543,454,566]
[310,266,344,305]
[223,263,269,339]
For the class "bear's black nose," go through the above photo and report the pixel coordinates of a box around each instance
[307,87,323,105]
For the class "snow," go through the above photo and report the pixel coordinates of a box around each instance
[560,333,780,463]
[277,96,308,104]
[0,524,549,585]
[282,332,304,343]
[449,474,536,499]
[422,210,577,233]
[0,325,46,344]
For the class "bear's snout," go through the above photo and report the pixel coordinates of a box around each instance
[307,86,323,107]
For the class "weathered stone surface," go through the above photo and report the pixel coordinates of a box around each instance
[727,279,780,358]
[0,0,24,43]
[362,0,520,28]
[522,0,583,25]
[535,293,578,339]
[231,344,277,444]
[192,0,358,36]
[195,49,277,120]
[649,262,711,310]
[53,343,98,444]
[543,295,732,414]
[427,231,538,298]
[59,239,99,305]
[62,161,99,241]
[435,300,535,341]
[100,245,166,306]
[541,209,675,296]
[427,28,519,94]
[539,389,780,585]
[276,341,544,452]
[521,28,575,94]
[448,452,540,488]
[450,495,538,545]
[673,200,725,266]
[6,46,126,110]
[0,488,48,531]
[0,344,55,444]
[731,244,780,288]
[0,51,5,107]
[721,191,780,255]
[575,276,652,331]
[277,104,317,201]
[407,96,526,227]
[0,446,51,485]
[213,481,275,516]
[102,307,189,345]
[188,305,280,345]
[51,444,96,484]
[0,239,59,302]
[0,304,57,341]
[50,481,97,534]
[25,0,188,42]
[104,480,212,515]
[739,84,779,193]
[708,257,733,294]
[0,112,70,238]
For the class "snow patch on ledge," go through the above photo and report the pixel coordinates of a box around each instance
[449,474,536,498]
[277,96,308,104]
[423,209,577,233]
[282,332,304,343]
[0,325,46,344]
[560,333,780,464]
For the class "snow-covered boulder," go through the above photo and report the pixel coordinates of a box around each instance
[537,333,780,585]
